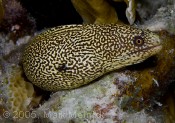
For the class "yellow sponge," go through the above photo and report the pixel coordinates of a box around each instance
[0,66,41,120]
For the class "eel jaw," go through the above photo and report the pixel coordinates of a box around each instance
[128,45,162,56]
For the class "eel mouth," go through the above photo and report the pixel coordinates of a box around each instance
[129,45,162,55]
[152,45,162,51]
[142,45,162,53]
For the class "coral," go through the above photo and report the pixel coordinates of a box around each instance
[0,33,32,67]
[71,0,118,24]
[0,0,36,42]
[136,0,167,21]
[124,0,136,25]
[0,65,41,120]
[71,0,136,24]
[117,31,175,112]
[115,2,175,112]
[140,5,175,34]
[114,0,136,24]
[0,28,41,121]
[35,71,164,123]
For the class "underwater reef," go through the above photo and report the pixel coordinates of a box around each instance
[0,65,41,120]
[0,0,175,122]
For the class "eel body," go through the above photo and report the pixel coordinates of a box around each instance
[22,24,162,91]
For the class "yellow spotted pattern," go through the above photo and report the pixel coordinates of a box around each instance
[22,24,162,91]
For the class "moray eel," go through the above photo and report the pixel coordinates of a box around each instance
[22,24,162,91]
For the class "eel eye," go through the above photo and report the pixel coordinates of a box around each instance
[133,36,144,46]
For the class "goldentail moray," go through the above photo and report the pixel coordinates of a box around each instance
[22,24,162,91]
